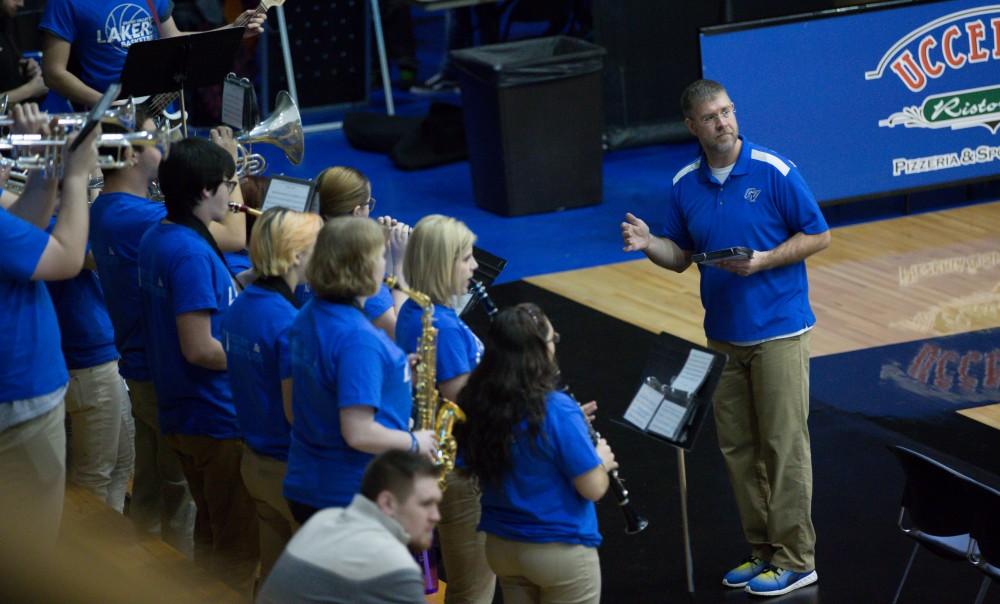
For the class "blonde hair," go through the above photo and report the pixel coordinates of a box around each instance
[307,216,385,299]
[248,208,323,277]
[403,214,476,305]
[316,166,370,218]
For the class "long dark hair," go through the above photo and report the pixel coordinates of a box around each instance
[457,303,559,487]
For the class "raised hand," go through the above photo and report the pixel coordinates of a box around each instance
[621,212,652,252]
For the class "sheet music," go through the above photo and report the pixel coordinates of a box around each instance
[670,349,715,397]
[221,80,245,130]
[648,399,688,440]
[263,178,312,213]
[623,382,664,431]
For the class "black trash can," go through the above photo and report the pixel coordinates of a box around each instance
[451,36,606,216]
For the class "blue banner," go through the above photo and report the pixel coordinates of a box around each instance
[701,0,1000,204]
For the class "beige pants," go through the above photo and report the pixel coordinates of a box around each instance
[437,472,495,604]
[709,332,816,572]
[240,448,297,581]
[485,534,600,604]
[0,401,66,548]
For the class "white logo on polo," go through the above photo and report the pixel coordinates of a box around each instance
[744,187,761,202]
[97,4,157,53]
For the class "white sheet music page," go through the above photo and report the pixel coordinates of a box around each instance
[623,382,664,431]
[670,349,715,397]
[263,179,312,212]
[648,399,688,440]
[221,80,245,129]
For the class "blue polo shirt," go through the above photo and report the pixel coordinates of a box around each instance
[45,218,118,370]
[138,223,240,439]
[40,0,174,96]
[396,299,483,382]
[664,137,829,343]
[478,391,602,547]
[0,209,68,404]
[90,192,167,381]
[284,299,412,509]
[221,284,296,460]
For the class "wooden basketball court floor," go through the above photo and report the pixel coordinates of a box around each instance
[526,200,1000,431]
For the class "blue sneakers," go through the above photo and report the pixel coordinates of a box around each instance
[722,556,769,588]
[745,566,818,596]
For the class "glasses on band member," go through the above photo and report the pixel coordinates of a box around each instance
[223,180,238,194]
[364,197,377,212]
[699,104,735,125]
[547,331,561,345]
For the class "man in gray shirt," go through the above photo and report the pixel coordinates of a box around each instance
[257,451,442,604]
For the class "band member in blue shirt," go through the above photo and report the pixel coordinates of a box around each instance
[284,216,436,524]
[458,304,617,604]
[137,136,257,586]
[0,105,98,547]
[221,207,322,581]
[396,214,494,604]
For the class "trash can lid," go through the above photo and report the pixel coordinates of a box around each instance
[451,36,606,87]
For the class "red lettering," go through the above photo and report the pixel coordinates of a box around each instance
[907,344,939,384]
[966,21,988,62]
[957,351,983,393]
[933,350,959,391]
[890,50,927,92]
[992,18,1000,59]
[985,351,1000,389]
[919,35,944,77]
[943,25,966,68]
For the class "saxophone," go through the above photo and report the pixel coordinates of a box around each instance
[385,277,467,490]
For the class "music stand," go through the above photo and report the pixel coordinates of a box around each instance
[119,27,246,137]
[613,331,727,595]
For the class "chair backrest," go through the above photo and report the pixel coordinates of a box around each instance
[891,445,978,537]
[969,478,1000,566]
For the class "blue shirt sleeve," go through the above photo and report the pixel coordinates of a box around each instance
[436,323,474,382]
[39,0,77,43]
[662,185,694,251]
[774,167,829,236]
[170,253,220,315]
[0,209,49,281]
[547,393,602,480]
[336,331,385,409]
[363,284,393,322]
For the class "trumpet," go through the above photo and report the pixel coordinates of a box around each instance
[0,129,171,178]
[0,98,137,132]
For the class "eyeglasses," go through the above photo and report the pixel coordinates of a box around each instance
[222,180,238,194]
[698,104,735,125]
[546,331,560,345]
[364,197,377,212]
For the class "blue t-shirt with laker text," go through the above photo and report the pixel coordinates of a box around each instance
[89,191,167,381]
[221,284,296,460]
[396,299,483,383]
[478,391,602,547]
[0,209,68,403]
[45,218,118,370]
[664,136,829,343]
[40,0,174,96]
[138,223,240,439]
[284,299,412,509]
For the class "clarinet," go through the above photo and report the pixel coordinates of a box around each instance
[564,388,649,535]
[468,279,498,319]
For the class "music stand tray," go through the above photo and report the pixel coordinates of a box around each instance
[120,27,246,99]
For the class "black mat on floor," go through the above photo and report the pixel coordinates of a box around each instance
[466,281,1000,603]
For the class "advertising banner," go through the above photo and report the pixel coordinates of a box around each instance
[700,0,1000,204]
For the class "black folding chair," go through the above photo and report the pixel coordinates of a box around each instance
[890,445,986,604]
[969,479,1000,604]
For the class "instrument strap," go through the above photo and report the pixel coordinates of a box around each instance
[254,276,301,309]
[144,0,161,27]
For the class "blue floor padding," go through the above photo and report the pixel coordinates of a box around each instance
[811,327,1000,419]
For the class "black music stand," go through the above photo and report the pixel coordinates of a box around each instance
[119,27,246,137]
[613,332,727,595]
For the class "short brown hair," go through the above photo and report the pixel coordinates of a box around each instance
[306,216,384,299]
[249,207,323,277]
[316,166,370,218]
[403,214,476,305]
[360,450,439,503]
[680,79,728,118]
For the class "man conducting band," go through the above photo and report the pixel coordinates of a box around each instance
[621,79,830,598]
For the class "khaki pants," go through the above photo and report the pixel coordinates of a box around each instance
[240,448,297,581]
[165,433,259,590]
[485,534,600,604]
[437,472,495,604]
[65,361,135,512]
[0,402,66,547]
[709,332,816,572]
[125,379,196,551]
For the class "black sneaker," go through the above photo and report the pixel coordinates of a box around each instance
[411,72,459,95]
